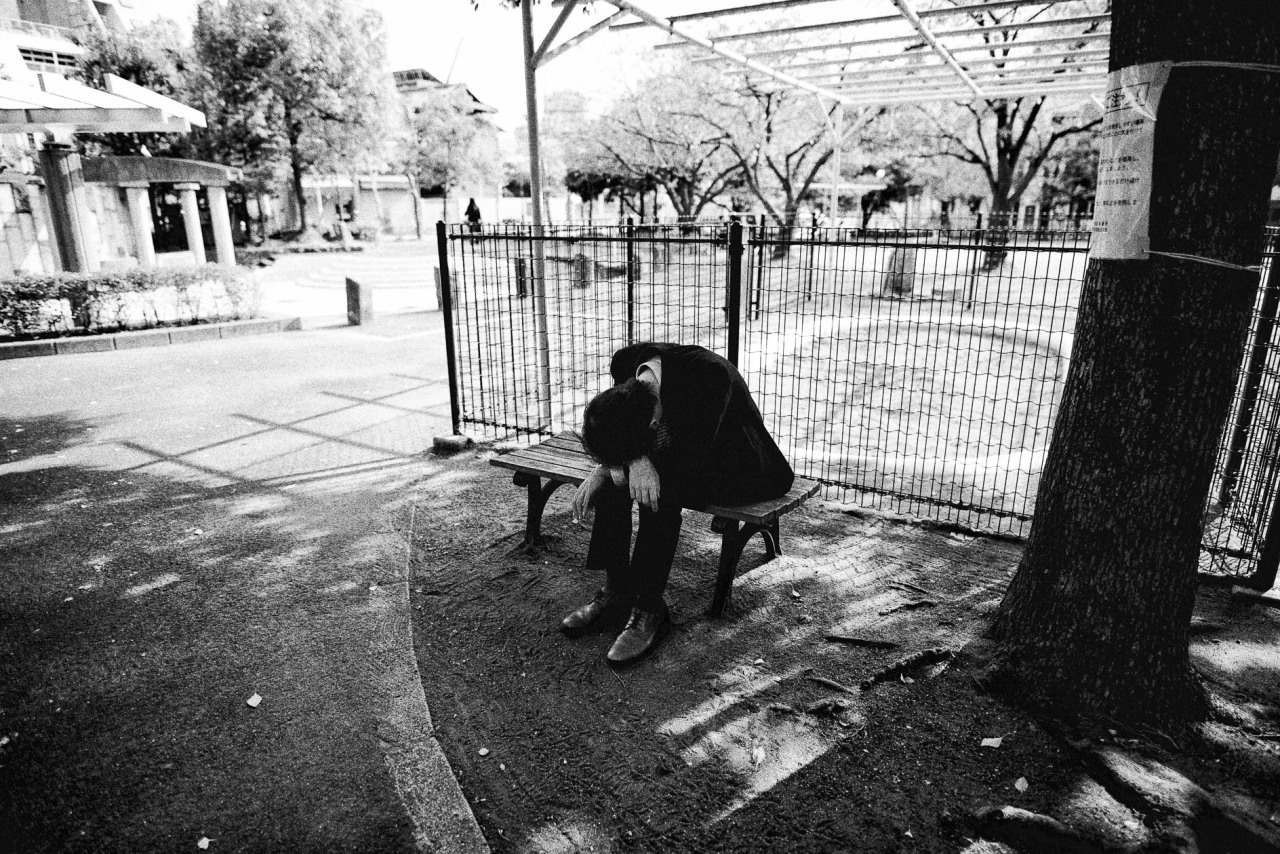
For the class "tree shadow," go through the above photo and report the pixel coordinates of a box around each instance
[0,409,433,854]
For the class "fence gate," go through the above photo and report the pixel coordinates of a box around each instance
[439,221,1279,587]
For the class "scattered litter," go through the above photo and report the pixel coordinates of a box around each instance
[63,597,73,603]
[899,673,914,684]
[246,694,262,708]
[797,614,813,624]
[753,658,765,666]
[191,528,204,536]
[904,829,914,838]
[1014,777,1029,792]
[751,746,766,766]
[790,589,801,599]
[197,838,210,850]
[806,697,854,716]
[807,674,857,694]
[499,763,506,771]
[878,600,937,616]
[0,735,9,747]
[981,736,1003,748]
[478,747,490,757]
[826,635,899,650]
[78,583,93,590]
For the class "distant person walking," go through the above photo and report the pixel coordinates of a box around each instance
[465,198,482,233]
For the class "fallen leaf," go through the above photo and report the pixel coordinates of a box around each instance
[1014,777,1029,792]
[981,737,1003,748]
[246,694,262,708]
[197,838,210,850]
[478,747,490,757]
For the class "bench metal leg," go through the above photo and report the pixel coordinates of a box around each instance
[708,517,781,617]
[513,472,566,547]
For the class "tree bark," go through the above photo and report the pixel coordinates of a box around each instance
[987,0,1280,728]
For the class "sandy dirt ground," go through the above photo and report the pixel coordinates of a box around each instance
[410,447,1280,853]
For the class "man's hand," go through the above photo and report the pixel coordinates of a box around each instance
[627,456,661,511]
[572,465,610,523]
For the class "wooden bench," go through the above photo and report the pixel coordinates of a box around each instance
[490,432,821,616]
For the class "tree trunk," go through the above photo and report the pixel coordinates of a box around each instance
[987,0,1280,729]
[406,173,422,240]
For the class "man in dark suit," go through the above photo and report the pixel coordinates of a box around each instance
[564,342,794,665]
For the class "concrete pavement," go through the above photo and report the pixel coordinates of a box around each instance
[0,308,487,852]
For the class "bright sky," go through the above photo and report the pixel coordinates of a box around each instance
[124,0,667,126]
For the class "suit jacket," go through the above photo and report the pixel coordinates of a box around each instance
[609,342,794,507]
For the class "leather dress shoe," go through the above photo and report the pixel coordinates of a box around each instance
[561,588,622,636]
[606,605,670,666]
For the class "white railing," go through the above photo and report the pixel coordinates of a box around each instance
[0,17,77,42]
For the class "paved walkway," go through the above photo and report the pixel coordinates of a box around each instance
[0,305,487,852]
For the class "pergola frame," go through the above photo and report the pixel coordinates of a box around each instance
[526,0,1109,213]
[516,0,1110,426]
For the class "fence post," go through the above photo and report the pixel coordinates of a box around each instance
[805,213,817,301]
[747,225,757,322]
[626,216,637,344]
[1219,243,1280,506]
[435,220,462,436]
[727,219,743,368]
[965,227,983,310]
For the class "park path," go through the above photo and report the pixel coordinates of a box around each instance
[0,311,487,853]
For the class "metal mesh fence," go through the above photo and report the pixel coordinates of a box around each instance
[442,221,1086,538]
[1200,227,1280,585]
[441,221,1278,582]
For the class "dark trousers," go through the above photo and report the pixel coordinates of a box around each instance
[585,481,682,613]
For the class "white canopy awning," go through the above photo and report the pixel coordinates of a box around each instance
[0,72,206,137]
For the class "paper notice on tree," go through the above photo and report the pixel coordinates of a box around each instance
[1089,61,1173,260]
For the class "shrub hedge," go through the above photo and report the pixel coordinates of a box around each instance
[0,265,258,338]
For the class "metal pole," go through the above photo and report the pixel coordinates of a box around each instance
[830,104,843,224]
[626,216,637,344]
[436,221,462,436]
[727,220,743,367]
[522,0,554,430]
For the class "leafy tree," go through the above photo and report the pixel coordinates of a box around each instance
[190,0,396,234]
[583,66,742,221]
[74,18,195,157]
[409,84,503,219]
[1037,135,1099,224]
[985,0,1280,729]
[853,161,915,229]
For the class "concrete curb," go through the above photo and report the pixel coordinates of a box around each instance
[0,317,304,361]
[369,495,489,854]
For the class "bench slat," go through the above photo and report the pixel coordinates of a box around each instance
[491,455,594,486]
[490,434,820,526]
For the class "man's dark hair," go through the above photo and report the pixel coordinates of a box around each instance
[581,378,657,466]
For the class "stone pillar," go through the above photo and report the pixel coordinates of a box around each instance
[206,185,236,266]
[37,142,95,272]
[175,182,206,264]
[121,181,156,268]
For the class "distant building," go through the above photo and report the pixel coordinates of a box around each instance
[0,0,137,78]
[392,68,498,119]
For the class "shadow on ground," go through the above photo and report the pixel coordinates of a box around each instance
[410,450,1280,854]
[0,407,425,853]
